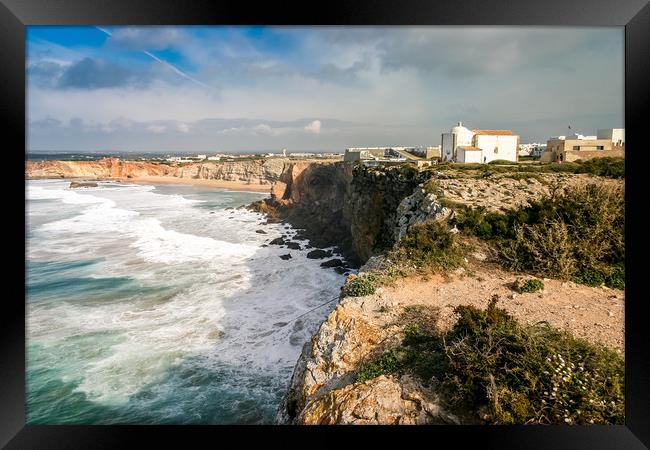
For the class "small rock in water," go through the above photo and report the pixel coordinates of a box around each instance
[269,237,286,245]
[279,254,292,260]
[255,229,267,234]
[321,259,344,268]
[286,241,301,250]
[69,181,98,189]
[334,267,349,275]
[307,249,332,259]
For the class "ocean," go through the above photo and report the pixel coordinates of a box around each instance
[26,179,347,424]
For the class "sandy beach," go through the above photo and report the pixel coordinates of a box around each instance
[121,176,271,193]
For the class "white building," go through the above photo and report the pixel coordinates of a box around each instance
[597,128,625,146]
[441,122,519,163]
[207,156,221,161]
[519,143,547,157]
[197,154,207,160]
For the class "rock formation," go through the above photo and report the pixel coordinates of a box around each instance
[26,157,287,184]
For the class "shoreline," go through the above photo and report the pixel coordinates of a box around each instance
[29,175,273,194]
[123,176,272,193]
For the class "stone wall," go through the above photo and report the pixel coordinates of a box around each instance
[563,149,625,162]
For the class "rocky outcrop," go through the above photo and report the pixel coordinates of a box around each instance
[277,278,460,425]
[26,157,287,184]
[69,181,98,188]
[251,163,431,265]
[26,158,175,179]
[393,187,453,242]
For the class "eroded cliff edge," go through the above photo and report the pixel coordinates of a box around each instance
[26,157,289,184]
[265,164,624,425]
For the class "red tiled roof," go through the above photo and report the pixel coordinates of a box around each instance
[472,129,514,135]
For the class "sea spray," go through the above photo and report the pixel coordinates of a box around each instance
[26,180,346,424]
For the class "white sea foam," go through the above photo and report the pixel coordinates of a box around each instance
[26,179,346,413]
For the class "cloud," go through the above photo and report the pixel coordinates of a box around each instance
[304,120,321,134]
[58,57,147,89]
[146,124,167,134]
[176,123,190,133]
[253,123,274,135]
[107,27,189,51]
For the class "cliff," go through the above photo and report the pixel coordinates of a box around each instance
[250,163,431,265]
[25,157,288,184]
[267,165,624,425]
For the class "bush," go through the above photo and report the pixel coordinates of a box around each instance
[488,159,517,165]
[355,297,625,425]
[514,278,545,293]
[341,273,377,298]
[454,182,624,289]
[393,221,465,271]
[500,183,624,288]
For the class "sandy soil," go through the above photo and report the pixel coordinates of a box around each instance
[369,246,624,354]
[121,176,272,193]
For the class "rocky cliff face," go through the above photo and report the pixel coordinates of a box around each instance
[276,268,460,425]
[251,163,431,265]
[25,157,287,184]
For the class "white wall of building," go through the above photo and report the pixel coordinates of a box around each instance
[475,135,518,163]
[457,149,482,163]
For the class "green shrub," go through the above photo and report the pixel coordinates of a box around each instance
[501,183,624,288]
[393,221,465,271]
[454,182,624,289]
[356,297,625,425]
[514,278,545,293]
[488,159,517,165]
[442,298,624,425]
[341,273,377,298]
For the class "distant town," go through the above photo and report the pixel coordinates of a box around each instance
[151,122,625,167]
[29,122,624,166]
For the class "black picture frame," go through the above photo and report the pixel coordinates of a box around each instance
[3,0,649,447]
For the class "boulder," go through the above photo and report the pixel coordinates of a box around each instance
[320,259,344,268]
[69,181,98,188]
[286,241,302,250]
[279,254,292,260]
[307,249,332,259]
[269,237,286,245]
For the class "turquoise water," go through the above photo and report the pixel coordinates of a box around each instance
[26,180,346,424]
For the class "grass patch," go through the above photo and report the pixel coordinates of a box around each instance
[341,273,378,298]
[513,278,544,293]
[388,221,465,272]
[425,157,624,179]
[355,297,624,425]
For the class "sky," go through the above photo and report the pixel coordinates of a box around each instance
[26,26,624,153]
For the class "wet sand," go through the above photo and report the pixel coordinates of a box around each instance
[123,176,271,193]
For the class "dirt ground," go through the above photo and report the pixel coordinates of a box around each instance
[370,244,625,354]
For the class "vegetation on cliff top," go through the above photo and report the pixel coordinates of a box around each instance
[428,157,624,179]
[452,182,624,289]
[356,298,624,425]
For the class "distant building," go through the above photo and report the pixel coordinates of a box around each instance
[207,156,221,161]
[597,128,625,146]
[197,154,207,160]
[408,146,441,160]
[541,130,624,162]
[344,147,409,163]
[519,143,547,157]
[441,122,519,163]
